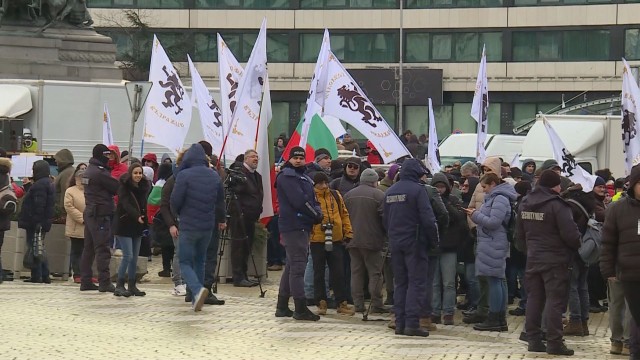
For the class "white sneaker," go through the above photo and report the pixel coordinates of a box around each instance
[193,287,208,312]
[113,249,123,257]
[172,284,187,296]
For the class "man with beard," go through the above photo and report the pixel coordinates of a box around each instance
[305,148,332,180]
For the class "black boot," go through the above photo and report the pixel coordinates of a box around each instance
[528,340,546,353]
[275,295,294,317]
[293,298,320,321]
[384,291,394,306]
[99,283,115,293]
[473,312,503,331]
[185,287,193,303]
[404,327,429,337]
[499,311,508,331]
[463,310,487,324]
[204,285,225,305]
[547,341,574,356]
[114,279,131,297]
[128,280,146,297]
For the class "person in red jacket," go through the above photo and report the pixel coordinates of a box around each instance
[142,153,159,182]
[365,140,383,165]
[107,145,128,180]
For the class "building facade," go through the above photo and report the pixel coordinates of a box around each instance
[88,0,640,140]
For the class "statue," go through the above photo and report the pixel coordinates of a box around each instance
[0,0,93,31]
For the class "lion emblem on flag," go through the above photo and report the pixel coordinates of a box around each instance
[159,65,185,115]
[337,82,383,128]
[622,109,637,148]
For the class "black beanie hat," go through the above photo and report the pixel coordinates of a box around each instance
[313,172,329,185]
[92,144,110,163]
[539,169,562,188]
[314,148,331,159]
[198,140,213,158]
[514,180,532,197]
[289,146,305,160]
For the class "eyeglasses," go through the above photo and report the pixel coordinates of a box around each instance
[347,163,360,169]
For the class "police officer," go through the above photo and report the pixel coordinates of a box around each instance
[79,144,120,292]
[383,158,438,337]
[517,169,581,355]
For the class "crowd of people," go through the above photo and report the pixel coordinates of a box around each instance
[0,131,638,358]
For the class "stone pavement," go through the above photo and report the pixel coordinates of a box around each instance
[0,258,624,360]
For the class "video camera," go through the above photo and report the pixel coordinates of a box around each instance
[224,167,247,189]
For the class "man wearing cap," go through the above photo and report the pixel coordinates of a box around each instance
[330,156,361,195]
[517,169,581,355]
[305,148,332,180]
[383,158,439,337]
[541,159,572,190]
[341,130,361,156]
[344,168,388,314]
[80,144,120,292]
[274,146,324,321]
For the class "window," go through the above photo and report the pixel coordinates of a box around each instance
[406,0,503,8]
[193,33,217,62]
[270,102,290,142]
[563,30,609,61]
[156,33,191,62]
[513,103,557,130]
[626,29,640,60]
[136,0,183,8]
[451,103,501,134]
[405,32,502,62]
[513,0,611,5]
[195,0,289,8]
[300,33,397,63]
[404,105,452,141]
[192,33,289,62]
[300,0,395,8]
[513,30,610,61]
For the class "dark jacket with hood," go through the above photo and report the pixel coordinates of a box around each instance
[18,160,55,232]
[171,144,225,232]
[275,162,322,233]
[53,149,74,209]
[516,185,581,266]
[160,174,176,228]
[383,159,438,248]
[330,173,360,195]
[229,161,264,221]
[521,159,536,182]
[304,162,330,181]
[84,155,120,217]
[114,168,151,238]
[432,172,468,252]
[600,165,640,281]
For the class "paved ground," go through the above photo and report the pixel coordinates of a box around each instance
[0,258,623,360]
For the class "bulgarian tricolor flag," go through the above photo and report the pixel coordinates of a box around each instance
[281,114,338,163]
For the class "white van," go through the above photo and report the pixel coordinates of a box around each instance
[438,134,525,166]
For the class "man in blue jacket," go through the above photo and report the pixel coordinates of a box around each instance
[383,158,438,337]
[171,143,226,312]
[274,146,323,321]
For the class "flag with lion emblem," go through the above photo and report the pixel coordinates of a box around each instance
[621,58,640,175]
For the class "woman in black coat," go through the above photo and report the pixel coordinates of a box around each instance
[18,160,55,283]
[113,163,150,297]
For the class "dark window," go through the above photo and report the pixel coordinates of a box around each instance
[300,33,397,63]
[626,29,640,60]
[300,0,396,8]
[406,0,503,8]
[406,31,502,62]
[513,30,610,61]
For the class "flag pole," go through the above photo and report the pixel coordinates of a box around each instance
[254,87,266,151]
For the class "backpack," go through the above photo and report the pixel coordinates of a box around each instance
[566,199,603,265]
[0,184,17,215]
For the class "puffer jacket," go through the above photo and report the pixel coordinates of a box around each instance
[170,144,225,232]
[467,157,501,229]
[108,145,128,180]
[18,160,54,232]
[601,166,640,281]
[114,172,150,238]
[311,187,353,243]
[470,181,517,278]
[344,183,386,251]
[53,148,74,209]
[275,163,322,233]
[64,185,85,238]
[432,173,468,252]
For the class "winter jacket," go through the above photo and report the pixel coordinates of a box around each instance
[406,141,426,160]
[378,177,393,193]
[516,185,581,266]
[432,173,468,252]
[142,153,159,182]
[64,185,85,238]
[311,187,353,243]
[383,159,438,248]
[601,167,640,281]
[159,175,176,228]
[366,140,383,165]
[83,157,119,218]
[0,172,13,232]
[108,145,128,180]
[171,144,225,232]
[18,160,54,232]
[275,163,322,233]
[229,161,264,221]
[460,176,480,263]
[423,181,449,233]
[593,193,606,222]
[344,183,386,251]
[330,174,359,195]
[521,159,536,182]
[305,162,330,181]
[114,172,150,238]
[342,139,361,156]
[53,149,74,210]
[470,182,518,278]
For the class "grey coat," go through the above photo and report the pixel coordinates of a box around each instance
[343,183,386,251]
[471,182,518,278]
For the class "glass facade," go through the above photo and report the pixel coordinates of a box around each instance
[513,30,610,61]
[406,32,502,62]
[300,0,396,7]
[89,0,628,6]
[626,29,640,60]
[406,0,503,8]
[300,33,397,62]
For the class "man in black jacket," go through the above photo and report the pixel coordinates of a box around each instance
[80,144,119,292]
[229,149,264,287]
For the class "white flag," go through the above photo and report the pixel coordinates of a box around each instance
[217,33,244,139]
[471,45,489,164]
[143,35,192,155]
[300,29,331,149]
[224,18,267,159]
[426,98,441,173]
[621,58,640,175]
[510,153,521,168]
[318,51,410,163]
[257,76,273,220]
[188,55,224,153]
[543,117,597,192]
[102,103,114,146]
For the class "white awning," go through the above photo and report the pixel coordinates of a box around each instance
[0,85,33,118]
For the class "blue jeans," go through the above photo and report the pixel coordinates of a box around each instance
[432,252,457,316]
[488,276,508,313]
[303,252,330,301]
[178,230,212,302]
[569,259,589,322]
[465,263,480,307]
[116,236,141,281]
[509,263,527,309]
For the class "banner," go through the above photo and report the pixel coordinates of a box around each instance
[471,45,488,163]
[318,51,410,163]
[300,29,331,149]
[543,116,597,192]
[257,76,273,220]
[223,18,267,158]
[621,58,640,175]
[188,55,224,153]
[143,35,192,155]
[510,153,521,168]
[102,103,114,146]
[426,98,441,173]
[217,33,244,137]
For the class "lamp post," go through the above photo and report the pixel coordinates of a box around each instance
[398,0,404,134]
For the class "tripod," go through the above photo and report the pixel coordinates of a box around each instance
[213,183,266,298]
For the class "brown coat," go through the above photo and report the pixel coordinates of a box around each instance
[64,185,85,238]
[600,190,640,281]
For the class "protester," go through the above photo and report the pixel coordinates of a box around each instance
[148,163,173,278]
[0,156,15,284]
[458,173,481,312]
[274,136,286,161]
[521,160,536,182]
[589,176,608,313]
[64,169,86,284]
[161,153,172,164]
[365,140,383,165]
[18,160,55,283]
[305,148,332,180]
[507,180,532,317]
[406,134,425,160]
[378,164,399,193]
[53,148,74,213]
[142,153,159,181]
[108,145,128,180]
[330,157,361,195]
[341,131,361,156]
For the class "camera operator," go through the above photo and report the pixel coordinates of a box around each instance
[228,149,264,287]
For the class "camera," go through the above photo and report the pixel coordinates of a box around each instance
[322,223,333,251]
[224,167,247,189]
